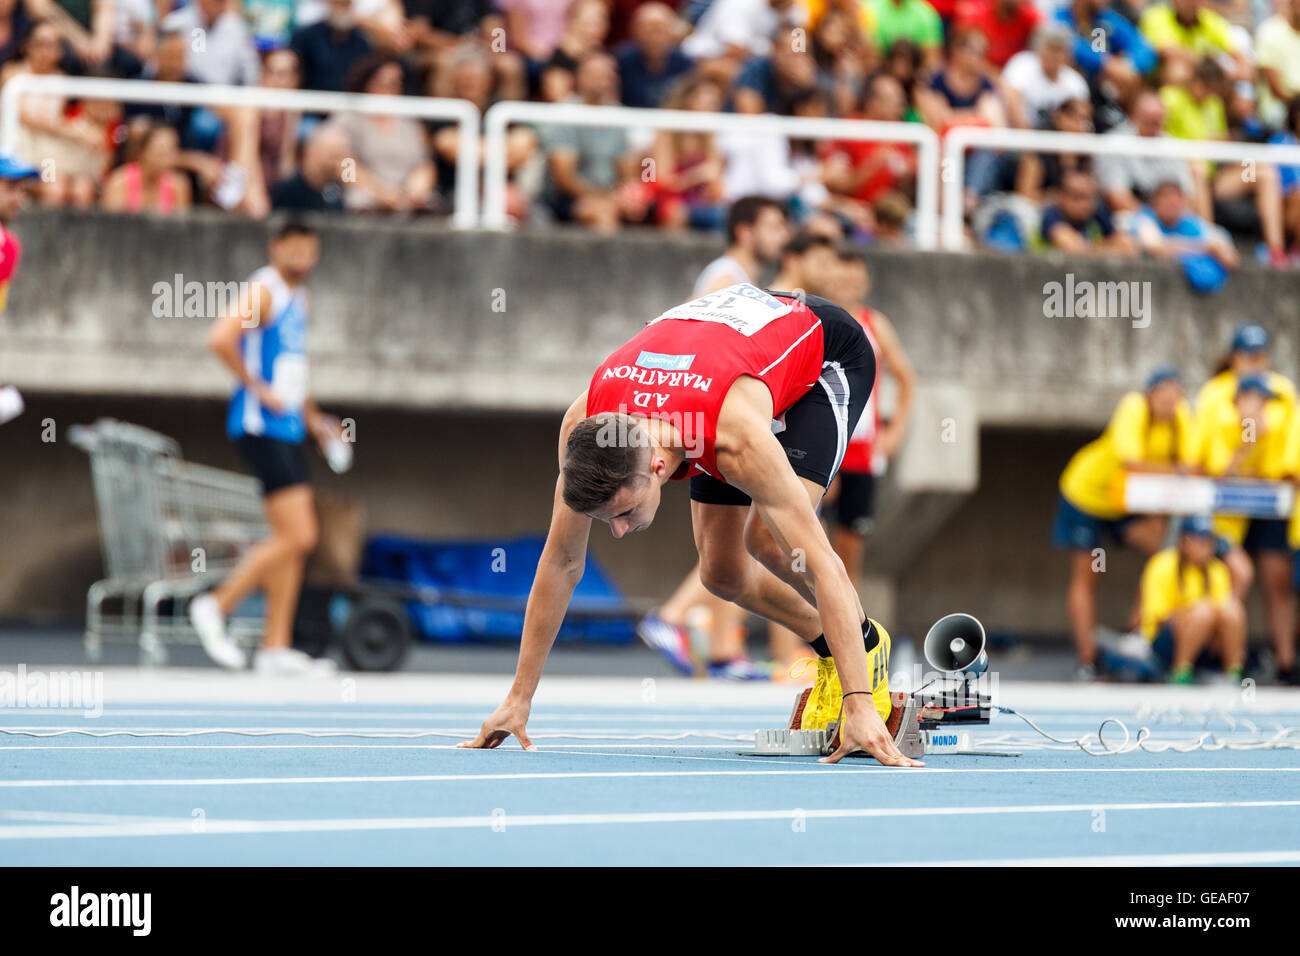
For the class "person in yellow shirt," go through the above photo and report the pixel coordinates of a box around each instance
[1195,322,1297,427]
[1200,374,1296,682]
[1053,365,1198,679]
[1140,514,1246,684]
[1140,0,1251,83]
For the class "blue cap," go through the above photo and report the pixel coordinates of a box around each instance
[0,153,37,180]
[1236,373,1275,399]
[1231,322,1270,353]
[1178,514,1215,538]
[1145,363,1182,390]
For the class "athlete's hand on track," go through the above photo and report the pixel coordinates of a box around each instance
[820,700,924,768]
[458,697,535,751]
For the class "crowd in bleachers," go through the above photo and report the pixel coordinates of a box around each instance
[5,0,1300,262]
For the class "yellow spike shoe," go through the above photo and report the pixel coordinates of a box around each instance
[787,619,894,731]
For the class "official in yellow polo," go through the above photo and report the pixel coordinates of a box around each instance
[1200,373,1296,684]
[1139,514,1246,684]
[1053,365,1198,679]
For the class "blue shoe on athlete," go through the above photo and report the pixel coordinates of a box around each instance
[637,613,697,675]
[706,656,771,681]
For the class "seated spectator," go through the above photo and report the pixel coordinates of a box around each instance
[1255,0,1300,128]
[648,73,727,229]
[916,28,1006,133]
[1054,0,1155,95]
[405,0,499,61]
[292,0,372,91]
[296,0,411,53]
[823,74,917,218]
[614,1,691,108]
[1096,91,1205,219]
[953,0,1042,71]
[499,0,576,64]
[112,0,157,66]
[26,0,113,71]
[1160,56,1227,142]
[1138,515,1246,685]
[681,0,805,83]
[1002,25,1090,130]
[1130,179,1239,286]
[540,50,647,231]
[1139,0,1250,84]
[548,0,611,77]
[269,120,351,211]
[866,0,944,69]
[1039,168,1135,255]
[1015,97,1095,202]
[332,57,436,212]
[161,0,261,85]
[880,37,924,122]
[123,29,200,150]
[734,25,828,115]
[810,4,873,116]
[1264,95,1300,262]
[258,48,304,200]
[101,121,192,213]
[1,20,106,207]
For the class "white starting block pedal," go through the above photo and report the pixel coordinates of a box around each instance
[751,728,829,756]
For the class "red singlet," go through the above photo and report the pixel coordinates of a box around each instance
[586,285,825,484]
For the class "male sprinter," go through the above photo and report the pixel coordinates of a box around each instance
[190,220,341,676]
[0,153,38,426]
[462,283,922,766]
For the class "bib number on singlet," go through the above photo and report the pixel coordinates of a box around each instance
[649,283,793,337]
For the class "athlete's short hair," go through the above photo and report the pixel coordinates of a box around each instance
[782,230,834,259]
[725,196,787,244]
[562,414,648,514]
[273,218,318,242]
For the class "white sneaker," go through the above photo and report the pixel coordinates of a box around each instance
[188,593,246,669]
[252,647,338,677]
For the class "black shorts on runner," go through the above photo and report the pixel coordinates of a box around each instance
[690,293,876,507]
[235,435,311,495]
[830,470,877,534]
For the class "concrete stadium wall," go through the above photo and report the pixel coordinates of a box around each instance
[1,211,1296,642]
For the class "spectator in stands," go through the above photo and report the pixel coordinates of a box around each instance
[26,0,112,70]
[648,73,727,229]
[404,0,497,61]
[499,0,576,64]
[1129,179,1239,282]
[607,0,683,47]
[824,73,916,221]
[1160,56,1227,142]
[269,120,350,211]
[1255,0,1300,128]
[880,37,924,122]
[1039,167,1135,254]
[2,20,106,206]
[161,0,261,86]
[867,0,944,68]
[540,49,646,231]
[682,0,805,83]
[1138,514,1246,685]
[734,25,828,115]
[548,0,611,79]
[614,2,690,108]
[258,48,303,198]
[953,0,1042,71]
[111,0,156,67]
[1054,0,1156,94]
[1139,0,1250,84]
[0,0,31,65]
[101,121,191,213]
[916,27,1006,132]
[810,4,873,116]
[292,0,372,91]
[1096,91,1205,219]
[332,57,436,212]
[1015,97,1095,202]
[1002,25,1090,130]
[123,29,200,150]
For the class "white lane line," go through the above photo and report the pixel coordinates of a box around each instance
[0,743,748,752]
[0,709,786,722]
[0,810,185,825]
[1,799,1298,841]
[830,849,1300,867]
[2,767,1299,787]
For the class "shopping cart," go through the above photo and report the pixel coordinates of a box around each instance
[70,418,266,665]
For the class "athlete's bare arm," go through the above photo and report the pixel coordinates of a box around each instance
[717,377,921,767]
[461,391,592,750]
[206,283,281,413]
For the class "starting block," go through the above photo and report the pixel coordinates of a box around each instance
[747,689,995,759]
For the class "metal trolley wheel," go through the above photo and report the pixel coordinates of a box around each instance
[340,596,412,672]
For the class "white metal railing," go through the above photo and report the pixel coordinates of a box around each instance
[941,125,1300,250]
[483,100,941,248]
[0,74,482,228]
